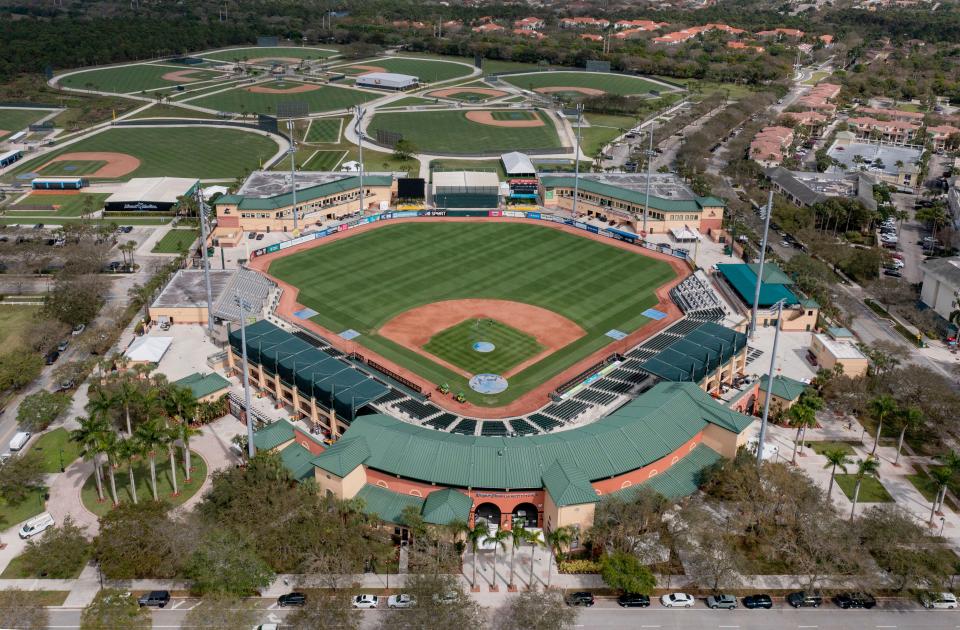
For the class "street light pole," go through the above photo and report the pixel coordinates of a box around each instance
[287,119,298,232]
[749,190,774,340]
[235,291,255,458]
[756,299,785,468]
[572,103,583,219]
[196,185,215,336]
[355,106,366,215]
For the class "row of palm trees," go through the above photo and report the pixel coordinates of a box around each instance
[457,520,575,591]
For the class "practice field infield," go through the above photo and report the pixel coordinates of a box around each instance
[203,46,337,62]
[340,57,473,83]
[0,108,52,139]
[265,221,678,406]
[186,81,378,114]
[367,110,562,154]
[7,127,279,182]
[58,63,228,94]
[501,71,671,96]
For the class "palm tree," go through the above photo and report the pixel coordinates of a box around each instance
[893,406,923,466]
[546,526,573,589]
[119,437,140,505]
[868,395,897,456]
[508,523,528,590]
[788,402,818,464]
[526,527,542,591]
[468,521,488,591]
[849,457,881,521]
[135,418,167,501]
[99,430,120,505]
[929,466,953,526]
[823,447,852,500]
[489,527,511,591]
[173,422,202,481]
[70,416,110,502]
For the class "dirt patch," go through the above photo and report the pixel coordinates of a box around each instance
[250,216,688,419]
[379,299,586,379]
[245,83,322,94]
[349,65,388,75]
[37,152,141,178]
[534,86,606,96]
[428,87,508,99]
[160,70,209,83]
[248,57,303,64]
[465,111,545,128]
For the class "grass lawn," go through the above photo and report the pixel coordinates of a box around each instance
[0,305,40,349]
[804,440,860,456]
[367,110,563,154]
[423,318,544,375]
[501,71,670,96]
[58,64,229,94]
[302,150,347,171]
[0,488,46,530]
[835,475,894,503]
[305,117,343,143]
[429,159,505,179]
[186,81,378,115]
[340,57,473,83]
[7,127,279,182]
[0,108,52,140]
[268,222,675,405]
[81,450,207,517]
[30,428,83,473]
[152,228,198,254]
[203,46,337,62]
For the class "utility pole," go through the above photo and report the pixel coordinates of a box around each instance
[756,299,785,468]
[287,119,298,232]
[196,186,215,336]
[642,124,654,234]
[235,292,256,458]
[749,190,774,339]
[355,106,366,214]
[572,103,583,218]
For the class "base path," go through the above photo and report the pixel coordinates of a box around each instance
[428,87,508,99]
[160,70,209,83]
[534,86,605,96]
[378,299,586,379]
[465,111,545,128]
[250,216,689,418]
[246,83,322,94]
[37,151,141,178]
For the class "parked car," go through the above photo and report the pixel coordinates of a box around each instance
[277,592,306,607]
[661,593,696,608]
[137,591,170,608]
[921,592,958,609]
[565,592,595,607]
[19,512,54,539]
[617,593,651,607]
[9,431,31,452]
[351,594,379,609]
[786,591,823,608]
[743,594,773,609]
[707,594,738,609]
[387,594,416,608]
[834,592,877,609]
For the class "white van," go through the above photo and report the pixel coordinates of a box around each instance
[19,512,54,539]
[8,431,31,452]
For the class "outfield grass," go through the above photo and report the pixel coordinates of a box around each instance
[0,108,51,139]
[152,228,198,253]
[81,450,207,517]
[58,63,229,94]
[30,428,83,473]
[269,222,675,405]
[0,306,40,349]
[835,475,894,503]
[7,127,279,182]
[8,192,108,217]
[203,46,337,62]
[424,319,544,375]
[305,117,343,143]
[501,71,668,96]
[340,57,473,83]
[302,150,346,170]
[186,81,377,115]
[367,110,562,154]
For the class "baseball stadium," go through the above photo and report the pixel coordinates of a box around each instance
[232,211,757,533]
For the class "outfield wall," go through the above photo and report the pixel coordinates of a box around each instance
[250,208,695,263]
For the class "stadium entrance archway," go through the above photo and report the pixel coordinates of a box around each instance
[511,502,539,528]
[475,502,501,527]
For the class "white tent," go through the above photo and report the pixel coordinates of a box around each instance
[124,336,172,363]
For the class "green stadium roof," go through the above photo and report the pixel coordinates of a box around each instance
[324,381,752,490]
[421,488,473,525]
[542,460,600,507]
[638,322,748,384]
[611,443,722,500]
[538,175,725,213]
[759,374,807,401]
[252,418,296,451]
[716,263,799,307]
[216,175,394,211]
[174,372,231,400]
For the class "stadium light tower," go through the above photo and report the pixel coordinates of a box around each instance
[749,190,775,340]
[355,106,366,215]
[755,298,786,468]
[195,186,215,336]
[234,292,256,458]
[571,103,584,219]
[287,119,298,232]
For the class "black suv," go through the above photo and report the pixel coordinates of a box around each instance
[834,592,877,609]
[565,592,595,607]
[137,591,170,608]
[743,593,773,609]
[278,592,307,607]
[618,593,650,607]
[786,591,823,608]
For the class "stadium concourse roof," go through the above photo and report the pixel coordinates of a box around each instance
[638,321,748,383]
[229,320,389,420]
[539,173,725,213]
[716,263,799,307]
[307,381,752,491]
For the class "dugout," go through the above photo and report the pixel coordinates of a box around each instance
[432,171,500,209]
